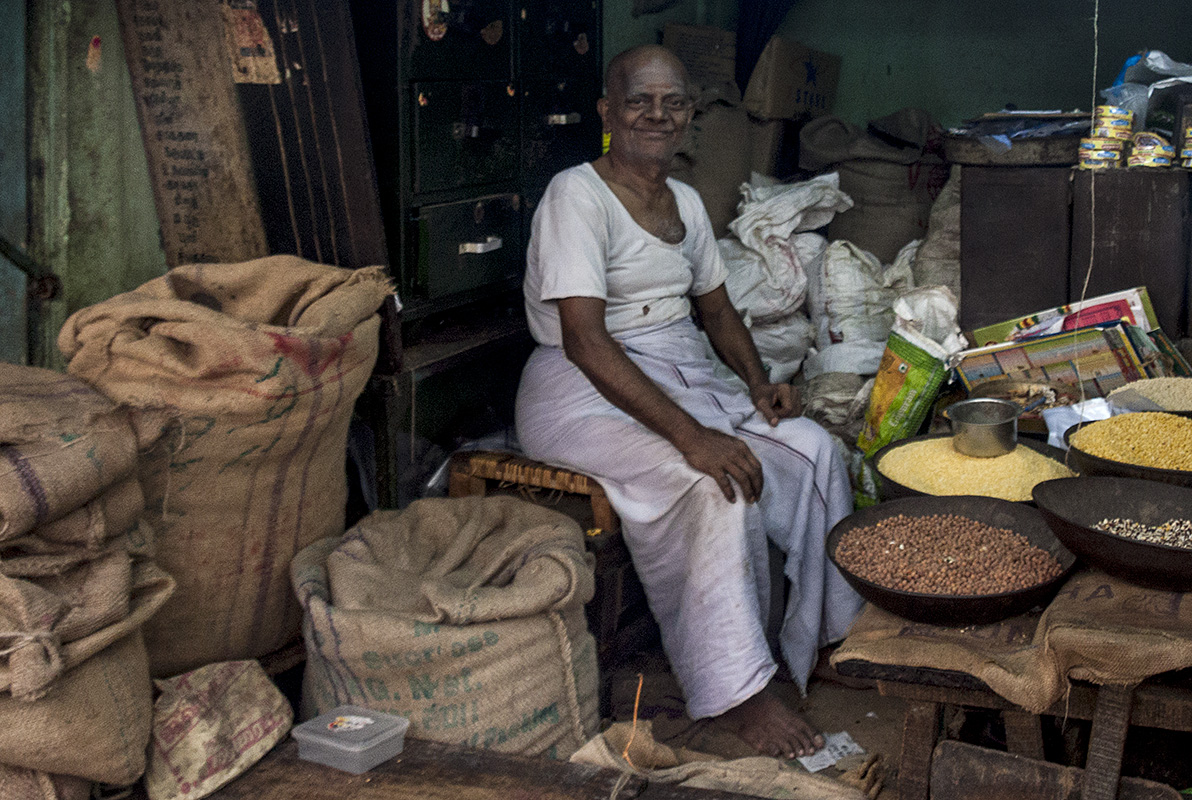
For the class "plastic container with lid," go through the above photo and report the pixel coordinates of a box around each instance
[291,705,410,774]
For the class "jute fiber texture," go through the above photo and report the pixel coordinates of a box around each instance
[60,256,392,676]
[294,496,599,759]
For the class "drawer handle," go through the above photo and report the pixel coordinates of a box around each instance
[459,236,503,255]
[545,112,581,126]
[452,122,482,139]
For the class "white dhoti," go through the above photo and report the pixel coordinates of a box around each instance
[514,318,863,719]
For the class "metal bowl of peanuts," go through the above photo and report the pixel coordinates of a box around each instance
[827,495,1076,626]
[1064,412,1192,489]
[1034,477,1192,592]
[872,433,1075,503]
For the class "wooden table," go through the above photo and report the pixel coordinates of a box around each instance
[834,659,1192,800]
[206,737,763,800]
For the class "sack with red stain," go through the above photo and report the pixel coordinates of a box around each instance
[59,256,392,677]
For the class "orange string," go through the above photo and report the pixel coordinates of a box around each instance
[620,673,644,769]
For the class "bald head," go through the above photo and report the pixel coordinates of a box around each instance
[605,45,691,101]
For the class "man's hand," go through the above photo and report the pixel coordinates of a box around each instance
[750,382,802,426]
[678,426,764,503]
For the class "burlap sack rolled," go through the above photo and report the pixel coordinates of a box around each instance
[0,365,138,541]
[11,477,143,551]
[0,765,91,800]
[0,632,152,785]
[60,256,392,676]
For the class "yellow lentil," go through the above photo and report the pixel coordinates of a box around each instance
[1108,378,1192,411]
[1069,412,1192,471]
[877,438,1075,501]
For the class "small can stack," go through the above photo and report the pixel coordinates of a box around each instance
[1182,125,1192,168]
[1080,105,1133,170]
[1128,130,1175,168]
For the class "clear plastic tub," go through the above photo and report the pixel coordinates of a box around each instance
[291,705,410,774]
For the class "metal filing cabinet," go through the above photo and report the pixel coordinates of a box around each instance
[350,0,603,320]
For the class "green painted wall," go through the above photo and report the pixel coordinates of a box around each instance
[25,0,165,370]
[0,2,26,364]
[777,0,1192,128]
[603,0,736,71]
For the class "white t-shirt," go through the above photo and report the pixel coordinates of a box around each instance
[524,163,728,347]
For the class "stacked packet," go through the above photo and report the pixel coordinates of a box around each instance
[1079,105,1132,170]
[1128,130,1175,168]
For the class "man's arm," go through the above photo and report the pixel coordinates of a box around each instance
[694,285,800,425]
[558,295,763,502]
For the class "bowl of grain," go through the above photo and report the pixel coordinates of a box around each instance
[872,433,1075,502]
[1033,477,1192,592]
[1064,412,1192,489]
[826,495,1077,626]
[1106,377,1192,413]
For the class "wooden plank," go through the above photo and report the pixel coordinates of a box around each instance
[898,700,939,800]
[115,0,268,266]
[1083,685,1135,800]
[207,737,763,800]
[930,740,1180,800]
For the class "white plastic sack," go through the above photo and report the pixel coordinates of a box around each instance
[747,312,815,384]
[721,234,827,325]
[1043,399,1119,450]
[802,341,887,380]
[809,240,916,351]
[891,286,967,361]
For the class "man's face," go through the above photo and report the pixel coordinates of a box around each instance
[600,55,693,164]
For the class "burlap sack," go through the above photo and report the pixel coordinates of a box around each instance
[59,256,392,676]
[0,557,173,700]
[146,660,292,800]
[832,569,1192,714]
[1037,569,1192,689]
[8,477,143,551]
[0,766,90,800]
[829,604,1052,712]
[0,631,152,785]
[294,496,599,759]
[571,721,868,800]
[0,364,138,541]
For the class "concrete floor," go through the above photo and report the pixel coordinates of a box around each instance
[604,646,908,798]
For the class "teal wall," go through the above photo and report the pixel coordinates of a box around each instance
[777,0,1192,128]
[0,2,26,364]
[603,0,737,71]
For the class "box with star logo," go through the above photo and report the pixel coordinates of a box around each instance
[743,34,841,120]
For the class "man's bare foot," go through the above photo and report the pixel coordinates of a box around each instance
[717,685,824,759]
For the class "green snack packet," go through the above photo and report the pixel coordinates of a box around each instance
[857,330,948,457]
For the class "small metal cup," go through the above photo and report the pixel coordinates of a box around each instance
[945,398,1020,458]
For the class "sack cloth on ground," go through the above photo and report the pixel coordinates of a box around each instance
[832,568,1192,713]
[571,720,868,800]
[0,364,138,542]
[146,660,292,800]
[59,256,392,676]
[294,496,599,759]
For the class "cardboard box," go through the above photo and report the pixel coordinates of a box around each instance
[953,322,1149,399]
[968,287,1161,347]
[743,35,840,120]
[662,24,736,93]
[663,24,840,121]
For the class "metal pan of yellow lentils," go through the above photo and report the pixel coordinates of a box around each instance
[873,433,1076,502]
[1065,411,1192,489]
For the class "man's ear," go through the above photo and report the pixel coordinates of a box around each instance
[597,97,609,132]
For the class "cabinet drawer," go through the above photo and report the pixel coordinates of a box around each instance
[412,81,519,194]
[521,77,602,188]
[518,0,600,78]
[404,0,512,81]
[411,194,523,299]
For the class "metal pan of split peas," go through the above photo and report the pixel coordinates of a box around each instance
[827,495,1076,626]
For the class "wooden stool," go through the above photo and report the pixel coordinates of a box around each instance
[447,450,653,672]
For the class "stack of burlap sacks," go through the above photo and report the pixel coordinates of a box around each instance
[0,364,175,799]
[0,256,393,799]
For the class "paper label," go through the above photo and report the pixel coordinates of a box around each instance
[328,715,375,732]
[796,731,865,773]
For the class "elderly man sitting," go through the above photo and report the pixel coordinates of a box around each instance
[514,44,863,758]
